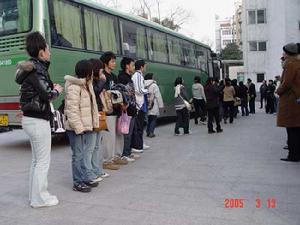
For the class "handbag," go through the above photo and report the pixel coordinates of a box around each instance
[179,95,192,111]
[234,97,241,106]
[117,112,132,134]
[109,90,123,105]
[94,111,108,132]
[100,90,113,114]
[50,102,65,133]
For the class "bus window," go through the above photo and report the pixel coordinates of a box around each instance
[51,0,83,49]
[84,8,120,54]
[181,41,196,67]
[0,0,32,36]
[195,46,208,72]
[148,29,168,63]
[120,20,147,59]
[167,36,181,65]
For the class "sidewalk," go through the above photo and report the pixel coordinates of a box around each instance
[0,108,299,225]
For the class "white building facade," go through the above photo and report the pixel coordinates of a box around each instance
[215,17,235,53]
[242,0,300,84]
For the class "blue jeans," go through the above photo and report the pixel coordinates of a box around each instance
[147,115,157,135]
[93,132,103,176]
[123,117,135,157]
[67,131,97,184]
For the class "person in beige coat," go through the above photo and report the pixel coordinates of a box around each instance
[277,43,300,162]
[64,60,101,192]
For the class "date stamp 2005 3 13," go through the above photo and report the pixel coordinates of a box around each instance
[224,198,276,209]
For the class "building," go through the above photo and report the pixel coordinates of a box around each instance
[233,0,243,49]
[242,0,300,84]
[215,17,235,53]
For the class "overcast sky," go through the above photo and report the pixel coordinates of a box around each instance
[104,0,238,49]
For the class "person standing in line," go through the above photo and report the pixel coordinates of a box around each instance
[89,58,111,177]
[131,60,150,150]
[64,60,101,192]
[231,79,240,118]
[265,80,276,114]
[100,52,127,169]
[277,43,300,162]
[222,78,236,124]
[247,78,256,114]
[204,78,223,134]
[15,32,63,208]
[192,76,206,125]
[144,73,164,138]
[259,80,267,109]
[238,81,249,116]
[117,57,138,161]
[274,75,281,112]
[174,77,190,135]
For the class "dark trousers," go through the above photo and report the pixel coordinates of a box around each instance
[207,107,221,131]
[240,98,249,116]
[175,108,190,134]
[193,98,206,123]
[147,115,157,135]
[223,101,234,123]
[122,117,135,157]
[249,97,256,113]
[260,94,266,108]
[286,127,300,160]
[135,110,145,146]
[266,95,275,114]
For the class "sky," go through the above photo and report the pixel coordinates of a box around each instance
[98,0,238,49]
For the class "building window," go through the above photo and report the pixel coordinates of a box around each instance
[222,29,231,35]
[248,10,256,24]
[249,41,257,51]
[258,42,266,51]
[223,40,231,46]
[257,73,265,83]
[257,9,266,24]
[249,41,267,51]
[248,9,266,24]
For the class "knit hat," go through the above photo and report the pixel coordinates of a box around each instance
[283,43,298,55]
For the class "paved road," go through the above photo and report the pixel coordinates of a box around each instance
[0,108,299,225]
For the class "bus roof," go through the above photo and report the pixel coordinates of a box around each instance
[74,0,211,50]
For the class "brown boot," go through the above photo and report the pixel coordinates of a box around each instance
[113,157,128,165]
[103,162,120,170]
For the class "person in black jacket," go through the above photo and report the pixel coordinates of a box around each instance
[265,80,276,114]
[231,79,240,118]
[204,78,223,134]
[117,57,138,161]
[15,32,63,208]
[238,81,249,116]
[247,78,256,114]
[259,80,267,109]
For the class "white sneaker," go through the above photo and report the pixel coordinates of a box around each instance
[121,156,135,162]
[143,144,150,150]
[100,172,110,178]
[130,153,141,159]
[132,148,144,153]
[31,196,59,208]
[93,176,103,183]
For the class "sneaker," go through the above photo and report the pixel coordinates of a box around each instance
[148,133,156,138]
[143,144,150,150]
[199,121,207,125]
[121,156,135,162]
[103,162,120,170]
[174,133,183,136]
[184,131,192,135]
[100,172,110,178]
[113,157,128,165]
[130,153,141,159]
[216,129,223,133]
[73,183,92,193]
[132,148,144,153]
[208,130,216,134]
[84,181,99,188]
[93,176,103,183]
[31,196,59,208]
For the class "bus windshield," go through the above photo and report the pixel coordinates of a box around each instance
[0,0,32,36]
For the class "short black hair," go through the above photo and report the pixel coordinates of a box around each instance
[144,73,154,80]
[135,60,146,70]
[247,78,252,82]
[239,81,244,86]
[89,58,104,80]
[231,79,237,86]
[194,76,201,83]
[225,78,231,86]
[100,51,116,65]
[25,32,47,58]
[174,77,183,86]
[120,57,134,71]
[75,60,93,80]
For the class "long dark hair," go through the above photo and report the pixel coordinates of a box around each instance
[174,77,183,87]
[204,77,213,90]
[89,58,104,80]
[75,60,93,82]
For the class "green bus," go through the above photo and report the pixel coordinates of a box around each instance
[0,0,213,129]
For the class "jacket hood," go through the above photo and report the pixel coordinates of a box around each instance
[144,80,156,88]
[64,75,88,86]
[15,61,36,85]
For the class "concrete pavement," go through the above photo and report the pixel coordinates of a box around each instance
[0,108,299,225]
